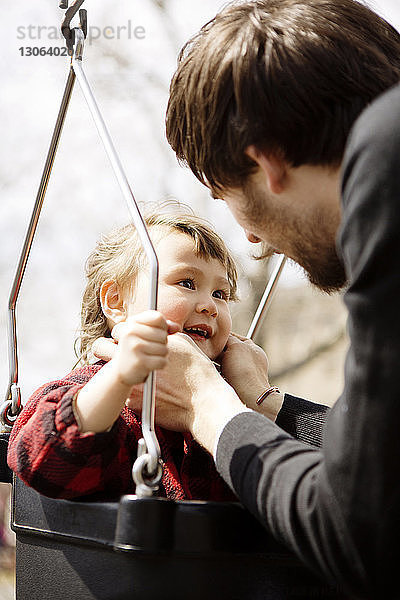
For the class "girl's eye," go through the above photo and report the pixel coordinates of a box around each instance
[213,289,229,301]
[177,278,195,290]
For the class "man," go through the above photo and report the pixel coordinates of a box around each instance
[100,1,400,597]
[165,0,400,595]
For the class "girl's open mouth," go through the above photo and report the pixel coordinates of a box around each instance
[183,324,212,340]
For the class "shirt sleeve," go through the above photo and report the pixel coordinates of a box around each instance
[276,393,329,447]
[7,368,137,499]
[216,82,400,598]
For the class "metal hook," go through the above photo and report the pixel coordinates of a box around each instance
[60,0,87,55]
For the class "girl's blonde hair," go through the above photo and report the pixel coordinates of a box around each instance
[76,209,238,364]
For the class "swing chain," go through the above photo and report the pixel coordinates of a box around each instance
[0,384,21,431]
[132,440,163,498]
[60,0,87,56]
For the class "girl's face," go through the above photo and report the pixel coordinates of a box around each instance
[125,231,232,361]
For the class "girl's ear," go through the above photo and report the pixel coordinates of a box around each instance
[100,280,126,325]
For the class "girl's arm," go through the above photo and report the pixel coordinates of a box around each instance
[8,310,176,499]
[7,364,141,499]
[74,310,172,433]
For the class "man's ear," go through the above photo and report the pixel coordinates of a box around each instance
[245,145,287,194]
[100,280,126,325]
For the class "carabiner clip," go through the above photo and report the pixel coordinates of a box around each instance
[60,0,88,56]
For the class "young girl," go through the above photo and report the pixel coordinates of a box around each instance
[7,210,239,502]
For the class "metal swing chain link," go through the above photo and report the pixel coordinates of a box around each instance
[132,440,163,498]
[59,0,87,55]
[0,385,21,431]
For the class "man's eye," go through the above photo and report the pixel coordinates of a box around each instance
[213,289,229,301]
[177,279,195,290]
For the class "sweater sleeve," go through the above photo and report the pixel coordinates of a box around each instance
[276,394,329,447]
[216,83,400,598]
[7,366,138,499]
[216,412,365,594]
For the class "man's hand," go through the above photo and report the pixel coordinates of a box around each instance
[219,333,283,421]
[126,333,249,453]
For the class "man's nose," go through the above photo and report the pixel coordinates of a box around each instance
[245,230,262,243]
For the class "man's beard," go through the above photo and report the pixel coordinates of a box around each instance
[257,240,347,293]
[292,238,347,293]
[242,181,347,294]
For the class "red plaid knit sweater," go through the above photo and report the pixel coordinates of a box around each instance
[7,362,236,502]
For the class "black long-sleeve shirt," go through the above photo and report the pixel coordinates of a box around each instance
[276,394,329,448]
[216,82,400,599]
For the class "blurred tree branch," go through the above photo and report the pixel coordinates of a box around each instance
[270,326,346,379]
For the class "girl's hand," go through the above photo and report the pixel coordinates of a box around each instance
[75,313,180,434]
[111,311,180,386]
[92,318,179,363]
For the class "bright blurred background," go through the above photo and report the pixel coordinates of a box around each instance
[1,1,399,596]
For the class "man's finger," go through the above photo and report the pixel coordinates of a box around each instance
[167,320,181,334]
[168,331,211,360]
[230,331,250,342]
[92,336,118,360]
[111,321,126,342]
[224,333,248,349]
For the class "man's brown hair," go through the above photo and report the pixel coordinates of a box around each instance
[166,0,400,191]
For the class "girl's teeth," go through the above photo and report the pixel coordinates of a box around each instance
[185,328,208,338]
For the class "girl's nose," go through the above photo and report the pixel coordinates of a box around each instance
[196,296,218,317]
